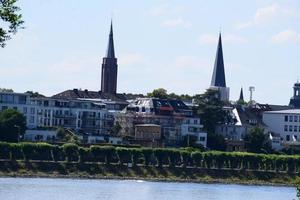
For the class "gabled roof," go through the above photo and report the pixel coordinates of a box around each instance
[211,33,226,87]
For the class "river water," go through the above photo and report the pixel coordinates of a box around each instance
[0,177,296,200]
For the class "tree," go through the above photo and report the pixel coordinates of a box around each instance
[111,121,121,135]
[244,127,272,153]
[25,91,45,98]
[195,89,232,134]
[0,0,24,47]
[207,133,227,151]
[147,88,168,99]
[0,109,26,142]
[0,88,13,92]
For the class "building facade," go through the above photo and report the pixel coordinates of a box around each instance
[115,98,207,147]
[0,91,114,135]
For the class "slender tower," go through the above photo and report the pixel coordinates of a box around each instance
[210,33,230,101]
[239,87,244,102]
[101,21,118,94]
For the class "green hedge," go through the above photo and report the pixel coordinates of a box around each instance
[1,142,300,173]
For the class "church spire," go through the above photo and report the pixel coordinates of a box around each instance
[106,20,115,58]
[239,87,244,101]
[211,33,226,87]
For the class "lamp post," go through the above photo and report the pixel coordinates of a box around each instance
[14,125,20,143]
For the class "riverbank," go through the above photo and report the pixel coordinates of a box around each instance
[0,160,299,186]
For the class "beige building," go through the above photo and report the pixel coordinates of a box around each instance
[134,124,162,147]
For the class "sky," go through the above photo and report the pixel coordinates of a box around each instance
[0,0,300,105]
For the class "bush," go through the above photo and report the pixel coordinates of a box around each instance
[130,148,142,166]
[9,143,23,160]
[62,143,79,162]
[141,148,153,166]
[0,142,10,159]
[91,146,116,165]
[154,148,169,167]
[78,147,91,163]
[191,152,203,167]
[116,147,131,165]
[52,146,65,162]
[180,150,190,168]
[167,149,181,167]
[21,142,53,161]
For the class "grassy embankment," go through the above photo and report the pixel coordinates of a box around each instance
[0,142,300,186]
[0,160,299,186]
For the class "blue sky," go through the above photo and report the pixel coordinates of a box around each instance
[0,0,300,105]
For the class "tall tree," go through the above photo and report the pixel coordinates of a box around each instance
[0,0,24,47]
[195,89,231,133]
[147,88,168,99]
[0,109,26,142]
[244,127,272,153]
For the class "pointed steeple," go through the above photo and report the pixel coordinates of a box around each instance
[106,21,115,58]
[211,33,226,87]
[239,87,244,101]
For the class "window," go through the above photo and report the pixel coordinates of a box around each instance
[23,107,27,114]
[199,137,206,141]
[284,125,288,131]
[286,135,290,141]
[284,115,288,122]
[29,116,34,123]
[142,107,145,112]
[289,125,293,132]
[289,116,293,122]
[1,106,8,110]
[294,126,297,132]
[30,107,35,114]
[194,119,198,124]
[295,116,298,122]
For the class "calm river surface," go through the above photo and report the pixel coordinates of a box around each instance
[0,177,296,200]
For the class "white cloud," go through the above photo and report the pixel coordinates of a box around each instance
[174,56,209,70]
[271,29,300,44]
[149,3,184,16]
[161,18,191,28]
[197,34,248,45]
[236,3,296,29]
[119,53,145,66]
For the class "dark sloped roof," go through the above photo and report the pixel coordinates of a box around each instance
[52,89,128,103]
[106,21,115,58]
[211,33,226,87]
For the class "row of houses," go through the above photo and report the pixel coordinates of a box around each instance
[0,90,207,148]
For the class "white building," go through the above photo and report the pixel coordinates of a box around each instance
[181,117,207,147]
[0,91,114,135]
[263,109,300,149]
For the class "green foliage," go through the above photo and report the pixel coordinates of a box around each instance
[147,88,193,101]
[78,147,91,163]
[180,150,190,168]
[111,122,122,135]
[9,143,22,160]
[194,89,232,134]
[52,146,65,162]
[154,148,168,167]
[0,141,10,159]
[244,127,272,153]
[116,147,131,165]
[62,143,79,162]
[21,142,53,161]
[91,146,115,165]
[0,142,300,175]
[141,148,153,166]
[130,148,142,166]
[0,0,24,47]
[207,133,227,151]
[147,88,168,99]
[0,109,26,142]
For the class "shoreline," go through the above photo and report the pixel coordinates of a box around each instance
[0,172,296,187]
[0,160,298,187]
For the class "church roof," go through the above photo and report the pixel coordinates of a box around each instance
[211,33,226,87]
[106,21,115,58]
[239,87,244,101]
